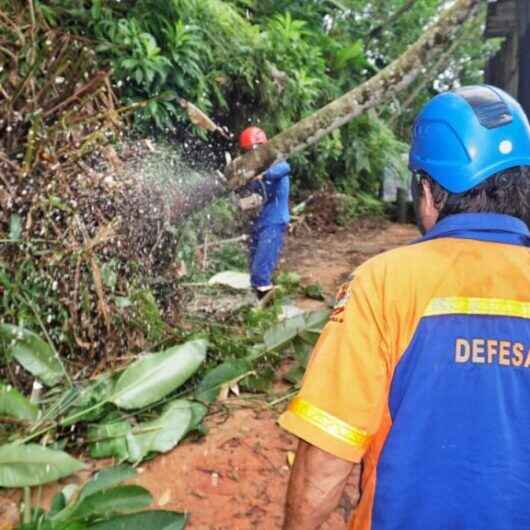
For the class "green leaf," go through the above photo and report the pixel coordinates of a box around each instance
[120,58,137,69]
[263,310,329,351]
[72,485,152,520]
[263,316,304,350]
[195,359,252,404]
[0,443,84,487]
[0,383,39,421]
[89,510,187,530]
[158,90,178,102]
[48,484,79,516]
[291,338,313,362]
[62,377,114,426]
[50,491,67,515]
[50,491,66,514]
[52,468,142,524]
[48,195,71,212]
[302,284,325,301]
[277,271,300,289]
[52,522,87,530]
[130,289,165,342]
[187,402,207,434]
[0,324,64,386]
[49,519,87,530]
[115,296,132,309]
[298,309,330,332]
[111,339,207,409]
[88,421,132,460]
[335,41,364,69]
[9,214,22,241]
[101,262,118,291]
[126,400,193,462]
[79,465,137,501]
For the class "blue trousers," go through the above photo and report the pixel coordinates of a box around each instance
[249,223,287,288]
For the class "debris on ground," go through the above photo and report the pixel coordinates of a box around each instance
[208,271,252,290]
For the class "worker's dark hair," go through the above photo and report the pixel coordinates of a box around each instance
[415,166,530,225]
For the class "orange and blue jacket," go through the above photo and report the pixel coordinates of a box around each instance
[280,212,530,530]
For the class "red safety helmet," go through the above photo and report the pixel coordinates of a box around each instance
[239,126,268,151]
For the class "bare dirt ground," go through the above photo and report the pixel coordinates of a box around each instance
[2,220,418,530]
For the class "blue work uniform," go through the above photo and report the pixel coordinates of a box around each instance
[248,161,290,288]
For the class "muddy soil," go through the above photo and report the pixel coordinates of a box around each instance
[4,220,419,530]
[283,218,417,297]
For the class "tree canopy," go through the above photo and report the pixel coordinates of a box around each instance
[36,0,498,192]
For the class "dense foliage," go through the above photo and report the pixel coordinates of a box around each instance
[0,0,498,393]
[36,0,497,192]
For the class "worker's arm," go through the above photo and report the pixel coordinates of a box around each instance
[282,439,358,530]
[241,173,264,193]
[264,161,290,180]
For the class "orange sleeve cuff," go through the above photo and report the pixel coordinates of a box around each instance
[279,402,368,463]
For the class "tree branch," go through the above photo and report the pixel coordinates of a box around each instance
[224,0,481,189]
[366,0,419,42]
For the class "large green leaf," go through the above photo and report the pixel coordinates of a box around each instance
[53,523,87,530]
[0,443,84,487]
[61,376,114,426]
[262,314,305,350]
[195,359,252,404]
[79,465,137,500]
[49,484,81,517]
[89,510,187,530]
[111,339,207,409]
[303,309,331,332]
[71,485,152,520]
[187,401,207,434]
[283,338,313,385]
[263,310,329,351]
[0,383,39,421]
[88,421,132,460]
[0,324,64,386]
[126,400,193,463]
[51,467,139,523]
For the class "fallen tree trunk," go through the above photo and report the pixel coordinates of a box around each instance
[224,0,480,188]
[172,0,480,222]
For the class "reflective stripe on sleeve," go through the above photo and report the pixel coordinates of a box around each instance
[288,397,371,450]
[425,297,530,319]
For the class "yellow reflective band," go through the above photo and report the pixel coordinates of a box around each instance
[425,297,530,319]
[288,397,370,449]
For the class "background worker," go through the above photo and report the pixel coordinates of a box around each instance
[239,126,291,299]
[279,85,530,530]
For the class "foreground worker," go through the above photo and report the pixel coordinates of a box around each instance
[279,85,530,530]
[239,126,291,299]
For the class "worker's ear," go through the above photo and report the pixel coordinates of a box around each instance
[415,178,440,234]
[421,178,436,210]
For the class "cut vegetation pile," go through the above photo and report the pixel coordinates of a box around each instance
[0,4,212,373]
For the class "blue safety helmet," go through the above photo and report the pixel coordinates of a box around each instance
[409,85,530,193]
